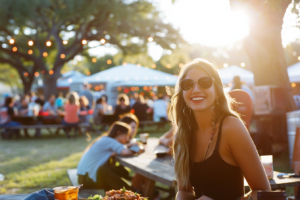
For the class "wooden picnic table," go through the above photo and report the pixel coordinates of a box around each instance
[116,138,300,200]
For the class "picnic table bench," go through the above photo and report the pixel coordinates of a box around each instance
[0,122,90,139]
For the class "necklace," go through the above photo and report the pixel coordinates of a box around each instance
[199,121,216,197]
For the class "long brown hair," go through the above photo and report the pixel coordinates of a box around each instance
[168,58,241,189]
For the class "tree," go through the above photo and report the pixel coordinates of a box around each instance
[0,0,184,98]
[230,0,299,111]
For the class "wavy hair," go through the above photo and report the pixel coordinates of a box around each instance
[116,93,130,106]
[168,58,241,189]
[119,113,139,139]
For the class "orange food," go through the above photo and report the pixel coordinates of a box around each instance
[103,188,146,200]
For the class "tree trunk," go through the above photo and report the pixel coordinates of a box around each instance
[238,0,297,111]
[44,76,58,99]
[23,82,32,95]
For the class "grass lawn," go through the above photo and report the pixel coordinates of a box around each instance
[0,125,171,195]
[0,124,295,197]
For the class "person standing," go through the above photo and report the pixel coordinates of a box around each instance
[231,76,254,100]
[152,94,168,122]
[79,82,94,109]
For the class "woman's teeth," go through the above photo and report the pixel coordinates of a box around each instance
[192,97,204,101]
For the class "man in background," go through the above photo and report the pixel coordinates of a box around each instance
[79,82,94,109]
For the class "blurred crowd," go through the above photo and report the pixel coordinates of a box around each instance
[0,82,170,138]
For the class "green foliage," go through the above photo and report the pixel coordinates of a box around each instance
[0,64,22,91]
[0,0,184,94]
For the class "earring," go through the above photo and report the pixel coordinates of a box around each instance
[183,104,191,117]
[183,104,192,130]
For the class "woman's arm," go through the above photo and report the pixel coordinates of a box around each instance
[224,117,271,200]
[159,127,174,146]
[176,181,195,200]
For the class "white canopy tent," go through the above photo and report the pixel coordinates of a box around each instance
[218,65,254,85]
[57,70,86,88]
[288,62,300,83]
[71,64,178,106]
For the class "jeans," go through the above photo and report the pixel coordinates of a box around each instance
[78,163,131,190]
[62,119,79,138]
[0,121,21,138]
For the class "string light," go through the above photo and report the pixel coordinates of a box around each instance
[92,58,97,63]
[298,56,300,61]
[12,47,18,52]
[34,72,39,77]
[46,41,52,47]
[9,39,15,44]
[179,63,184,68]
[100,38,106,45]
[95,86,100,91]
[43,52,48,57]
[123,62,127,66]
[137,63,141,67]
[49,70,54,75]
[143,86,148,90]
[151,64,156,69]
[117,87,122,91]
[148,37,153,42]
[82,39,87,45]
[223,63,228,68]
[24,72,29,77]
[63,40,68,45]
[241,62,245,67]
[60,54,65,59]
[28,49,33,55]
[28,40,34,46]
[99,85,104,90]
[291,83,296,88]
[86,71,91,75]
[107,59,112,64]
[166,64,171,69]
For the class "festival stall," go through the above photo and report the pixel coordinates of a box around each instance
[218,65,254,86]
[70,64,178,106]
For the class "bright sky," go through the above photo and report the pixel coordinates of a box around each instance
[89,0,300,61]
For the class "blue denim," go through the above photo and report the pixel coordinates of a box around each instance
[0,121,21,127]
[62,119,79,138]
[24,188,54,200]
[0,121,21,138]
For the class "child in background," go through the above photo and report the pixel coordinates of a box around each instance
[77,122,136,191]
[62,92,80,138]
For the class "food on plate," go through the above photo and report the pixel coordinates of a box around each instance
[88,187,147,200]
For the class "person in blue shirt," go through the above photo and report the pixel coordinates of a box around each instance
[77,121,136,190]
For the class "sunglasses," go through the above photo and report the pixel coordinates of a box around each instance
[180,77,215,91]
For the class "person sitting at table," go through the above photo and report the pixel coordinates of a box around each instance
[113,94,131,122]
[169,59,270,200]
[0,96,21,138]
[79,96,91,123]
[132,94,149,122]
[43,95,58,116]
[61,92,80,138]
[93,97,105,125]
[77,121,137,191]
[42,95,61,124]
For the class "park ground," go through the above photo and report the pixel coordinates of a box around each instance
[0,124,294,197]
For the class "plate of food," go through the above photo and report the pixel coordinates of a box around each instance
[87,187,147,200]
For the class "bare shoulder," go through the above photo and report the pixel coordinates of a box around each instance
[220,116,249,141]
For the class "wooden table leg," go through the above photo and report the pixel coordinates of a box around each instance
[143,178,155,200]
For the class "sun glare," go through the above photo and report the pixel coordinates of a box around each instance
[158,0,249,47]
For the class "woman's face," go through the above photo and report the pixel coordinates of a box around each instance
[120,99,125,106]
[79,99,84,106]
[182,68,217,112]
[129,121,137,139]
[118,132,130,144]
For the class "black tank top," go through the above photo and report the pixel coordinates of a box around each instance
[189,115,244,200]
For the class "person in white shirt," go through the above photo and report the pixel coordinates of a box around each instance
[152,94,168,122]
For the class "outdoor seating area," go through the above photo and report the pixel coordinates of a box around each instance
[2,1,300,200]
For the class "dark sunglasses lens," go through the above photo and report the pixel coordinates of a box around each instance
[198,77,213,89]
[181,79,194,91]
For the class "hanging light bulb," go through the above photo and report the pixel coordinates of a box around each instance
[60,54,65,59]
[9,39,15,44]
[28,49,33,55]
[92,58,97,63]
[46,41,52,47]
[100,38,106,45]
[28,40,34,46]
[12,47,18,52]
[148,37,153,42]
[82,39,87,45]
[63,40,68,45]
[43,52,48,57]
[107,59,112,64]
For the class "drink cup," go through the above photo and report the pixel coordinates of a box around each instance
[53,186,79,200]
[260,155,273,179]
[139,133,149,144]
